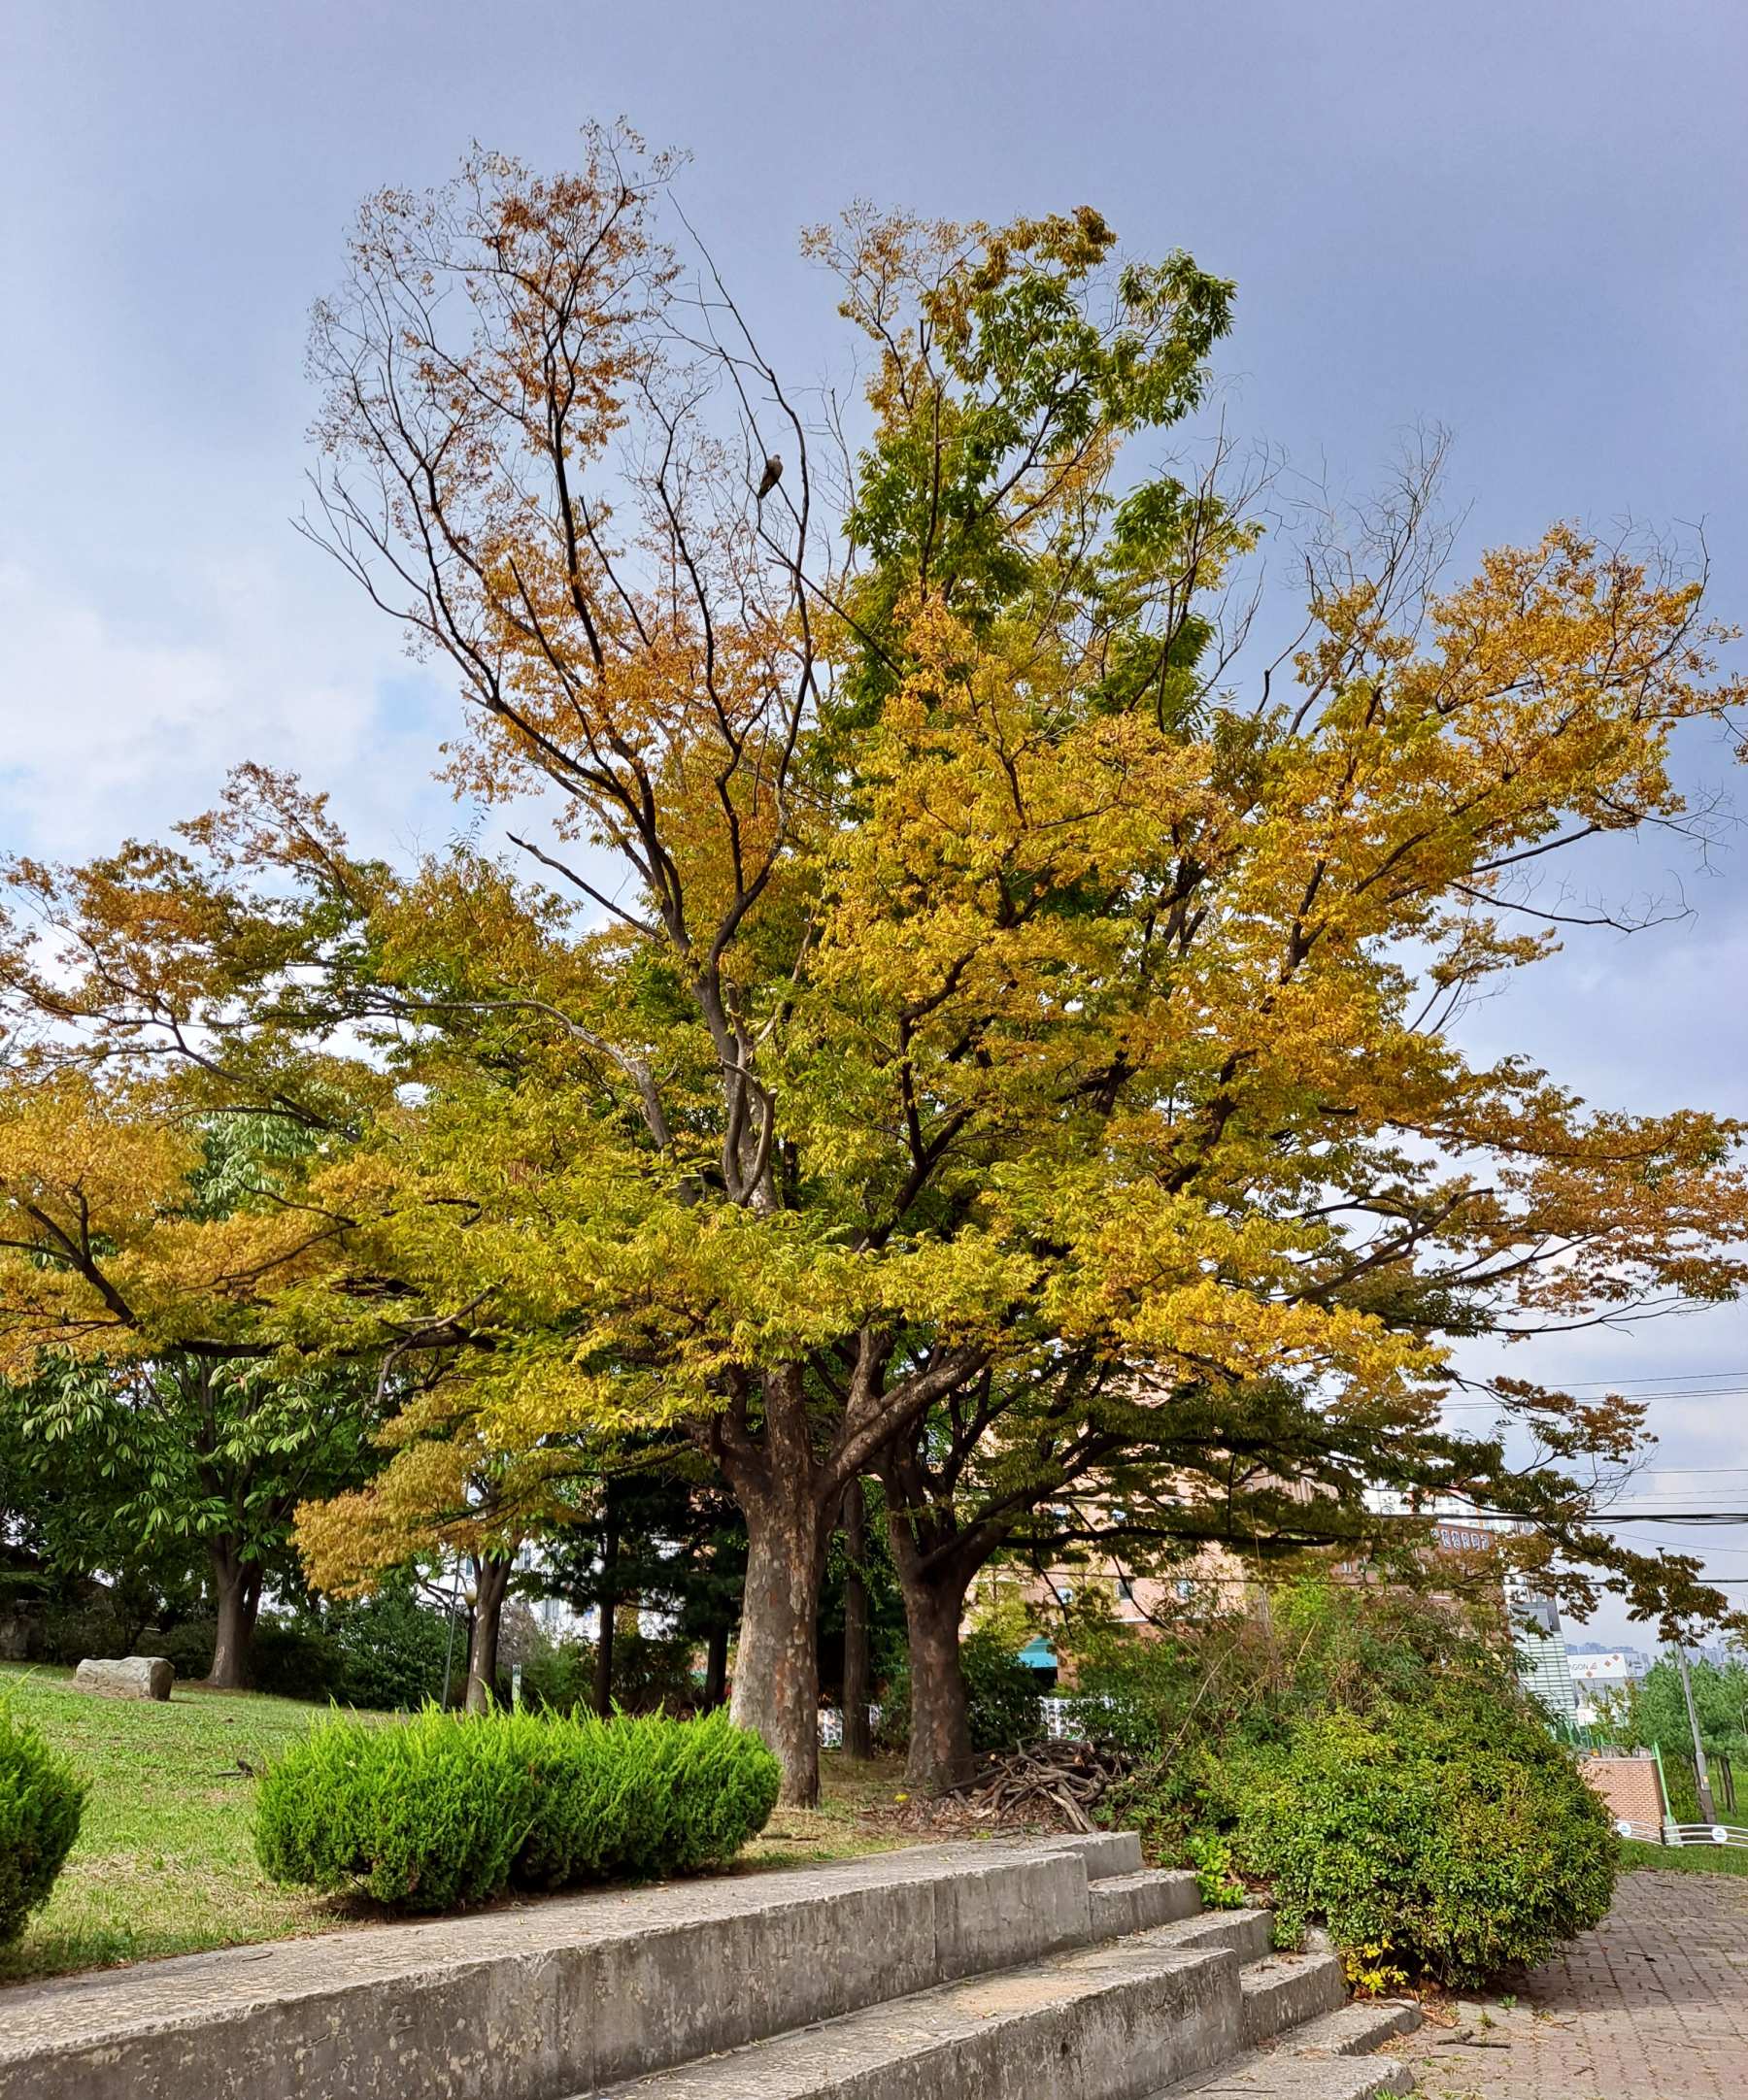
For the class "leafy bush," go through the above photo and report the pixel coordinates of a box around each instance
[252,1616,347,1704]
[961,1629,1043,1751]
[518,1635,594,1715]
[328,1585,452,1710]
[1097,1580,1616,1986]
[145,1618,217,1681]
[255,1706,779,1912]
[1229,1691,1616,1985]
[0,1705,86,1944]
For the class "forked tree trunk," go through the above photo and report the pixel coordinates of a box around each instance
[206,1541,262,1690]
[899,1567,975,1792]
[841,1482,873,1759]
[729,1482,827,1806]
[465,1554,511,1714]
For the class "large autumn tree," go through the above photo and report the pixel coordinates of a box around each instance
[3,132,1744,1803]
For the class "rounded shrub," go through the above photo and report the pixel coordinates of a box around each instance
[255,1706,780,1913]
[1230,1689,1616,1986]
[0,1704,86,1945]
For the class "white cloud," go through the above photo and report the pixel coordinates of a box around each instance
[0,555,450,863]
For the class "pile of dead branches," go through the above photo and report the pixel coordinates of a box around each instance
[939,1738,1139,1832]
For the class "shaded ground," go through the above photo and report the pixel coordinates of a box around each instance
[0,1661,915,1983]
[1387,1870,1748,2100]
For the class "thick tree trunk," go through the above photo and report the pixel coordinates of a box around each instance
[730,1483,827,1807]
[841,1481,873,1759]
[704,1621,730,1709]
[465,1554,511,1714]
[899,1569,975,1792]
[206,1541,262,1690]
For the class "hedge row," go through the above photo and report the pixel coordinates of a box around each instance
[254,1705,780,1912]
[0,1705,85,1945]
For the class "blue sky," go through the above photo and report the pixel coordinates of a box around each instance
[3,0,1745,1639]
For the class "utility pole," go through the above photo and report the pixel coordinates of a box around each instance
[1675,1642,1718,1825]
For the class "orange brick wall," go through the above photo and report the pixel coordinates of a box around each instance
[1579,1754,1664,1831]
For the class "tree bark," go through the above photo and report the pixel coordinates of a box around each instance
[206,1540,262,1690]
[897,1563,975,1791]
[465,1554,511,1714]
[712,1350,984,1806]
[729,1476,827,1807]
[593,1485,618,1715]
[841,1481,873,1758]
[704,1620,730,1709]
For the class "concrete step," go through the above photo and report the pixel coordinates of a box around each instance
[1028,1829,1147,1881]
[1090,1870,1201,1939]
[1238,1950,1347,2045]
[0,1842,1103,2100]
[1160,2054,1414,2098]
[1136,1908,1276,1965]
[1278,2001,1421,2058]
[594,1935,1245,2100]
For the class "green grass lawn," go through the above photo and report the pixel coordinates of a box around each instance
[0,1661,911,1985]
[0,1662,359,1982]
[1621,1836,1748,1878]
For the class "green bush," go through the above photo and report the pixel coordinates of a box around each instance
[0,1705,86,1945]
[252,1616,347,1703]
[330,1584,453,1710]
[141,1617,217,1682]
[961,1629,1044,1751]
[255,1706,779,1913]
[1229,1691,1616,1985]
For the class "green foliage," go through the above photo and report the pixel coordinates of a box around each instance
[0,1704,85,1945]
[1099,1580,1615,1985]
[1601,1652,1748,1757]
[1621,1837,1748,1879]
[246,1585,454,1710]
[1228,1693,1616,1985]
[1186,1832,1246,1911]
[1077,1576,1508,1764]
[960,1628,1044,1751]
[147,1619,218,1680]
[873,1626,1043,1755]
[517,1629,705,1717]
[326,1584,453,1709]
[255,1706,780,1912]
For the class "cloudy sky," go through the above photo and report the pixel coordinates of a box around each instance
[3,0,1744,1642]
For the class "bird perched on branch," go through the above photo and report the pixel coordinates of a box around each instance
[756,452,783,500]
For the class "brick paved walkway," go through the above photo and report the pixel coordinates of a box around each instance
[1386,1870,1748,2099]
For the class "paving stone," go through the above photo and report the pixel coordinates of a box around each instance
[1385,1870,1748,2099]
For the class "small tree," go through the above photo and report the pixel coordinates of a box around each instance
[293,1380,583,1713]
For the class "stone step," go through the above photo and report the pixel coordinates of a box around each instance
[1090,1870,1202,1939]
[1238,1950,1348,2045]
[0,1843,1102,2100]
[1278,2000,1422,2058]
[1029,1828,1147,1881]
[1160,2055,1414,2098]
[592,1935,1245,2100]
[1138,1908,1277,1965]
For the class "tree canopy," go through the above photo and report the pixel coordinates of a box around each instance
[2,129,1744,1797]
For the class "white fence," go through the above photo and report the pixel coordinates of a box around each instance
[1663,1821,1748,1849]
[819,1693,1099,1749]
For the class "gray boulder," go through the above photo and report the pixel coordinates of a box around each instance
[75,1655,175,1701]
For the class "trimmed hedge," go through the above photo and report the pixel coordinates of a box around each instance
[0,1704,86,1945]
[254,1706,780,1912]
[1230,1693,1616,1986]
